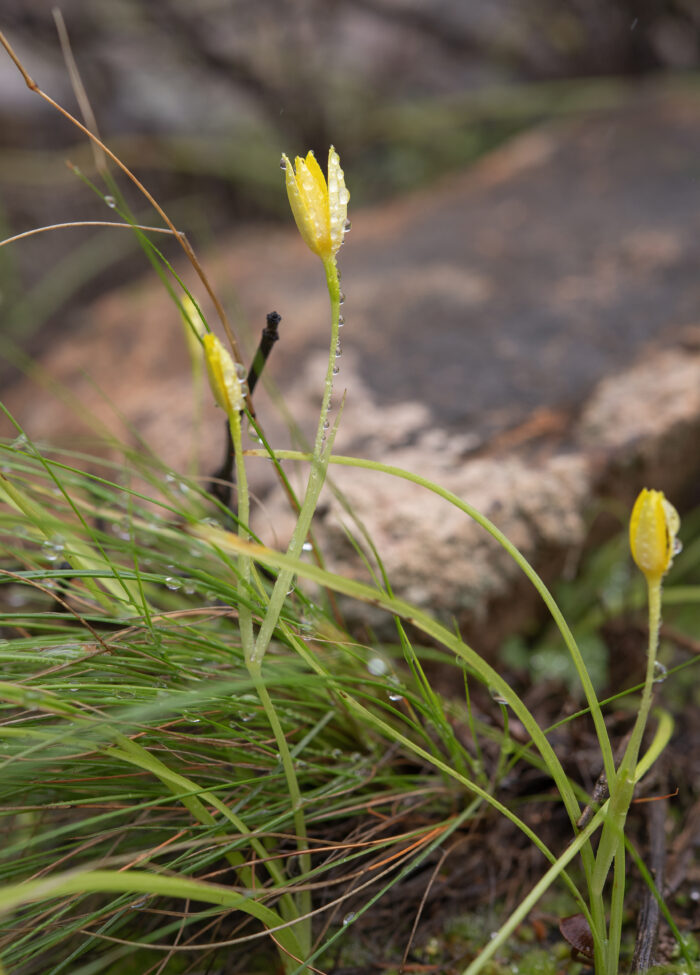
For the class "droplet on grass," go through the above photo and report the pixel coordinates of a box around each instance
[367,657,387,676]
[653,660,668,683]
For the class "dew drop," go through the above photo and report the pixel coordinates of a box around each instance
[6,588,27,608]
[337,314,345,327]
[112,519,131,541]
[165,577,182,591]
[105,195,117,208]
[367,657,387,676]
[332,364,340,375]
[42,536,65,562]
[235,362,247,380]
[287,584,296,595]
[489,687,509,705]
[302,541,313,552]
[338,291,345,305]
[653,660,668,683]
[342,912,356,926]
[388,692,404,702]
[248,423,262,443]
[184,582,196,595]
[343,218,351,232]
[335,342,342,358]
[673,537,683,556]
[279,156,287,170]
[11,434,28,451]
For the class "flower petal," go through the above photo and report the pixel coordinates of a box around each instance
[284,154,319,256]
[327,146,350,257]
[296,153,330,257]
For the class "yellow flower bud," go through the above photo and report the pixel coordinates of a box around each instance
[203,333,245,416]
[180,295,207,362]
[282,146,350,261]
[629,488,680,583]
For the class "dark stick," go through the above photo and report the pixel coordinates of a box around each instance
[208,312,281,507]
[631,789,667,972]
[248,310,280,396]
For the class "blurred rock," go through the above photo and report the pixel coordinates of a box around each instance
[3,90,700,641]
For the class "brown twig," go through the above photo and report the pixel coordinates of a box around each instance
[0,221,178,248]
[631,785,667,972]
[209,311,281,507]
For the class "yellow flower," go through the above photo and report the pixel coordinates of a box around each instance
[180,295,207,363]
[282,146,350,261]
[629,488,680,583]
[203,333,245,415]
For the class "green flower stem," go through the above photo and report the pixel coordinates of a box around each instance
[229,409,311,966]
[592,579,662,898]
[189,356,204,476]
[624,580,662,785]
[249,257,340,667]
[228,407,254,660]
[241,257,340,968]
[248,665,312,960]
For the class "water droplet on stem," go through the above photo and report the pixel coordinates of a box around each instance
[653,660,668,683]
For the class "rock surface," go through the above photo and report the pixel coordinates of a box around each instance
[4,89,700,641]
